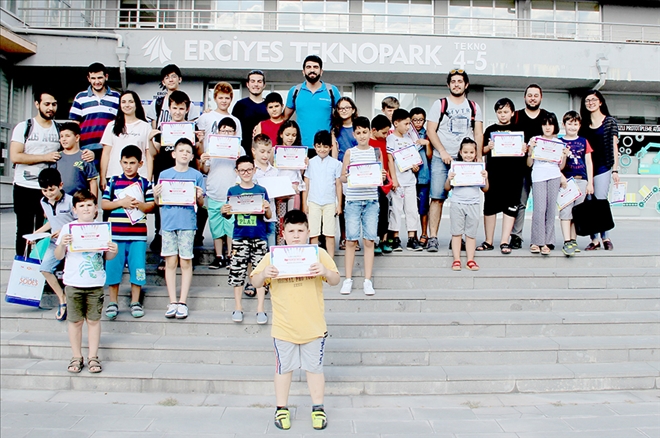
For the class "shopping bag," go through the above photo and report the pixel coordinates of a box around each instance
[29,236,51,260]
[5,242,45,307]
[572,196,615,237]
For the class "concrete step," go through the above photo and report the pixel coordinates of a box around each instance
[2,357,658,395]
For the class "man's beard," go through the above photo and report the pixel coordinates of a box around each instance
[450,89,465,98]
[39,109,55,120]
[305,73,320,84]
[526,102,540,111]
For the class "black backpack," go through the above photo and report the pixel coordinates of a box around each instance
[23,118,61,143]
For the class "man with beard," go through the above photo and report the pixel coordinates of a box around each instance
[285,55,340,155]
[69,63,121,170]
[425,70,483,252]
[232,70,269,158]
[509,84,548,250]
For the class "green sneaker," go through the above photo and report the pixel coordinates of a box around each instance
[311,409,327,430]
[274,408,291,430]
[381,241,393,254]
[571,240,581,253]
[562,241,575,257]
[374,244,383,255]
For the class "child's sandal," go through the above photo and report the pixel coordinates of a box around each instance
[530,245,541,254]
[419,235,428,246]
[466,260,480,271]
[56,303,67,321]
[67,357,83,373]
[451,260,462,271]
[541,245,551,256]
[87,356,102,373]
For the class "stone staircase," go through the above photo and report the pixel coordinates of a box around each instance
[1,248,659,396]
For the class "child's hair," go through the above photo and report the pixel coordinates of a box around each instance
[114,90,146,136]
[447,69,470,85]
[392,108,411,124]
[213,81,234,99]
[219,117,237,132]
[456,138,477,162]
[169,90,190,109]
[121,145,142,162]
[314,130,332,147]
[235,155,255,168]
[410,107,426,119]
[381,96,399,110]
[353,116,371,131]
[277,120,302,146]
[541,112,560,135]
[332,96,358,134]
[175,137,195,153]
[38,168,62,189]
[160,64,182,81]
[563,110,581,125]
[494,98,515,112]
[60,122,81,136]
[264,92,283,106]
[253,133,273,149]
[371,114,391,131]
[72,189,97,206]
[283,209,308,228]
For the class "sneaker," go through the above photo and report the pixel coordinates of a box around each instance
[571,240,581,253]
[256,312,268,325]
[175,303,188,319]
[130,302,144,318]
[274,408,291,430]
[374,244,383,255]
[509,234,523,250]
[562,241,575,257]
[165,303,178,319]
[311,409,328,430]
[232,310,244,322]
[105,302,119,320]
[381,241,393,254]
[406,237,423,251]
[208,256,224,270]
[391,237,403,252]
[363,279,375,296]
[340,278,353,295]
[426,237,439,252]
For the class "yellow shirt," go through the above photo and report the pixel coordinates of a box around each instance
[251,248,338,344]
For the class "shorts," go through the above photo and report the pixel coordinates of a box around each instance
[273,336,327,374]
[266,221,276,248]
[308,202,336,238]
[483,161,524,217]
[430,159,450,200]
[228,238,268,286]
[208,199,235,239]
[161,230,195,259]
[344,199,379,242]
[39,242,61,274]
[416,184,430,217]
[65,286,104,323]
[559,178,588,220]
[450,202,480,238]
[105,240,147,286]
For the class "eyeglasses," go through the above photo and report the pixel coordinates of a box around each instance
[337,106,354,111]
[219,129,235,135]
[237,168,254,174]
[411,118,425,123]
[449,69,465,74]
[585,98,600,104]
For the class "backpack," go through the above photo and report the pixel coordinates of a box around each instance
[23,118,61,143]
[437,97,478,130]
[291,82,336,111]
[154,95,165,123]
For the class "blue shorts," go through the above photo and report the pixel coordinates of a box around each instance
[39,242,62,274]
[106,240,147,286]
[417,184,430,216]
[345,199,379,242]
[430,159,450,200]
[208,199,235,239]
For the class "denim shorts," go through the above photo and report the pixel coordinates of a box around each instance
[344,199,379,242]
[430,159,450,200]
[39,242,61,274]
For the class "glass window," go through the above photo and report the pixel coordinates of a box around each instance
[530,1,599,40]
[278,0,348,32]
[363,0,432,34]
[483,89,570,133]
[373,86,440,119]
[449,0,516,37]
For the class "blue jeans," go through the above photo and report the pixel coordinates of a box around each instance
[344,199,379,241]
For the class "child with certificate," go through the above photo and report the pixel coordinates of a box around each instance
[54,189,118,374]
[444,139,489,271]
[410,107,433,249]
[251,210,340,431]
[275,120,305,237]
[254,92,285,145]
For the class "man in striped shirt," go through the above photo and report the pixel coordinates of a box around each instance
[69,62,120,170]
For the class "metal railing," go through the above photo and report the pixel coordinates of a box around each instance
[12,7,660,44]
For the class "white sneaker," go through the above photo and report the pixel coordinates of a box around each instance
[175,303,188,319]
[340,279,353,295]
[363,279,375,296]
[165,303,178,318]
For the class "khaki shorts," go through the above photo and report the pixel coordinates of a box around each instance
[273,336,327,374]
[308,202,336,238]
[65,286,104,323]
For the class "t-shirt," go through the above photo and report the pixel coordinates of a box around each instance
[562,137,593,180]
[254,163,279,222]
[68,86,120,151]
[369,137,389,174]
[103,174,154,240]
[40,192,76,233]
[336,125,357,163]
[196,111,243,143]
[227,184,269,240]
[252,248,338,344]
[531,151,562,183]
[11,119,60,189]
[260,119,284,146]
[451,185,482,204]
[56,220,107,288]
[206,146,246,202]
[386,133,417,187]
[232,97,269,152]
[100,120,153,179]
[306,155,342,205]
[286,81,341,147]
[56,150,99,195]
[483,123,527,178]
[158,167,205,232]
[514,109,548,143]
[345,146,379,202]
[415,128,430,185]
[146,93,201,128]
[428,98,483,158]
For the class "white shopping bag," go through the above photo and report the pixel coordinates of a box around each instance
[5,252,45,308]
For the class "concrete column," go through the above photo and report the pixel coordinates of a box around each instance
[353,82,375,119]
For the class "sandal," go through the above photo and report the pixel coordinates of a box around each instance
[476,242,494,251]
[67,357,83,373]
[339,239,346,250]
[585,242,601,251]
[500,243,512,254]
[541,245,551,256]
[105,302,119,320]
[87,356,102,374]
[466,260,480,271]
[243,284,257,298]
[156,259,166,277]
[419,235,429,246]
[530,245,541,254]
[452,260,462,271]
[56,303,67,321]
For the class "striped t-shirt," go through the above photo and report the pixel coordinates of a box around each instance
[345,146,379,202]
[102,174,154,240]
[69,86,120,151]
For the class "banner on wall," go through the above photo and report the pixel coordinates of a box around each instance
[618,124,660,176]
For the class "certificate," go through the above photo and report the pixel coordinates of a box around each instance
[227,193,264,214]
[450,162,486,187]
[532,137,565,163]
[257,176,296,199]
[557,177,582,210]
[207,135,241,159]
[347,162,382,188]
[392,145,423,172]
[158,179,196,206]
[270,245,319,278]
[22,232,51,242]
[491,132,525,157]
[160,122,195,147]
[274,146,308,170]
[69,222,111,252]
[117,182,145,224]
[611,182,627,204]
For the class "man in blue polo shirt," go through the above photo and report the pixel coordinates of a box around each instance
[285,55,340,154]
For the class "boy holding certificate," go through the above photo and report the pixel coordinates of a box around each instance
[54,189,118,374]
[153,138,206,319]
[251,209,340,431]
[102,146,155,319]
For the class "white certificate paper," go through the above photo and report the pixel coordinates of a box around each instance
[450,162,486,187]
[270,245,319,278]
[227,193,264,214]
[207,135,241,159]
[611,182,627,204]
[392,145,423,172]
[69,222,111,252]
[160,122,195,147]
[532,137,565,163]
[557,177,582,210]
[158,179,196,206]
[117,182,145,224]
[347,162,382,188]
[257,176,296,199]
[491,132,525,157]
[274,146,308,170]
